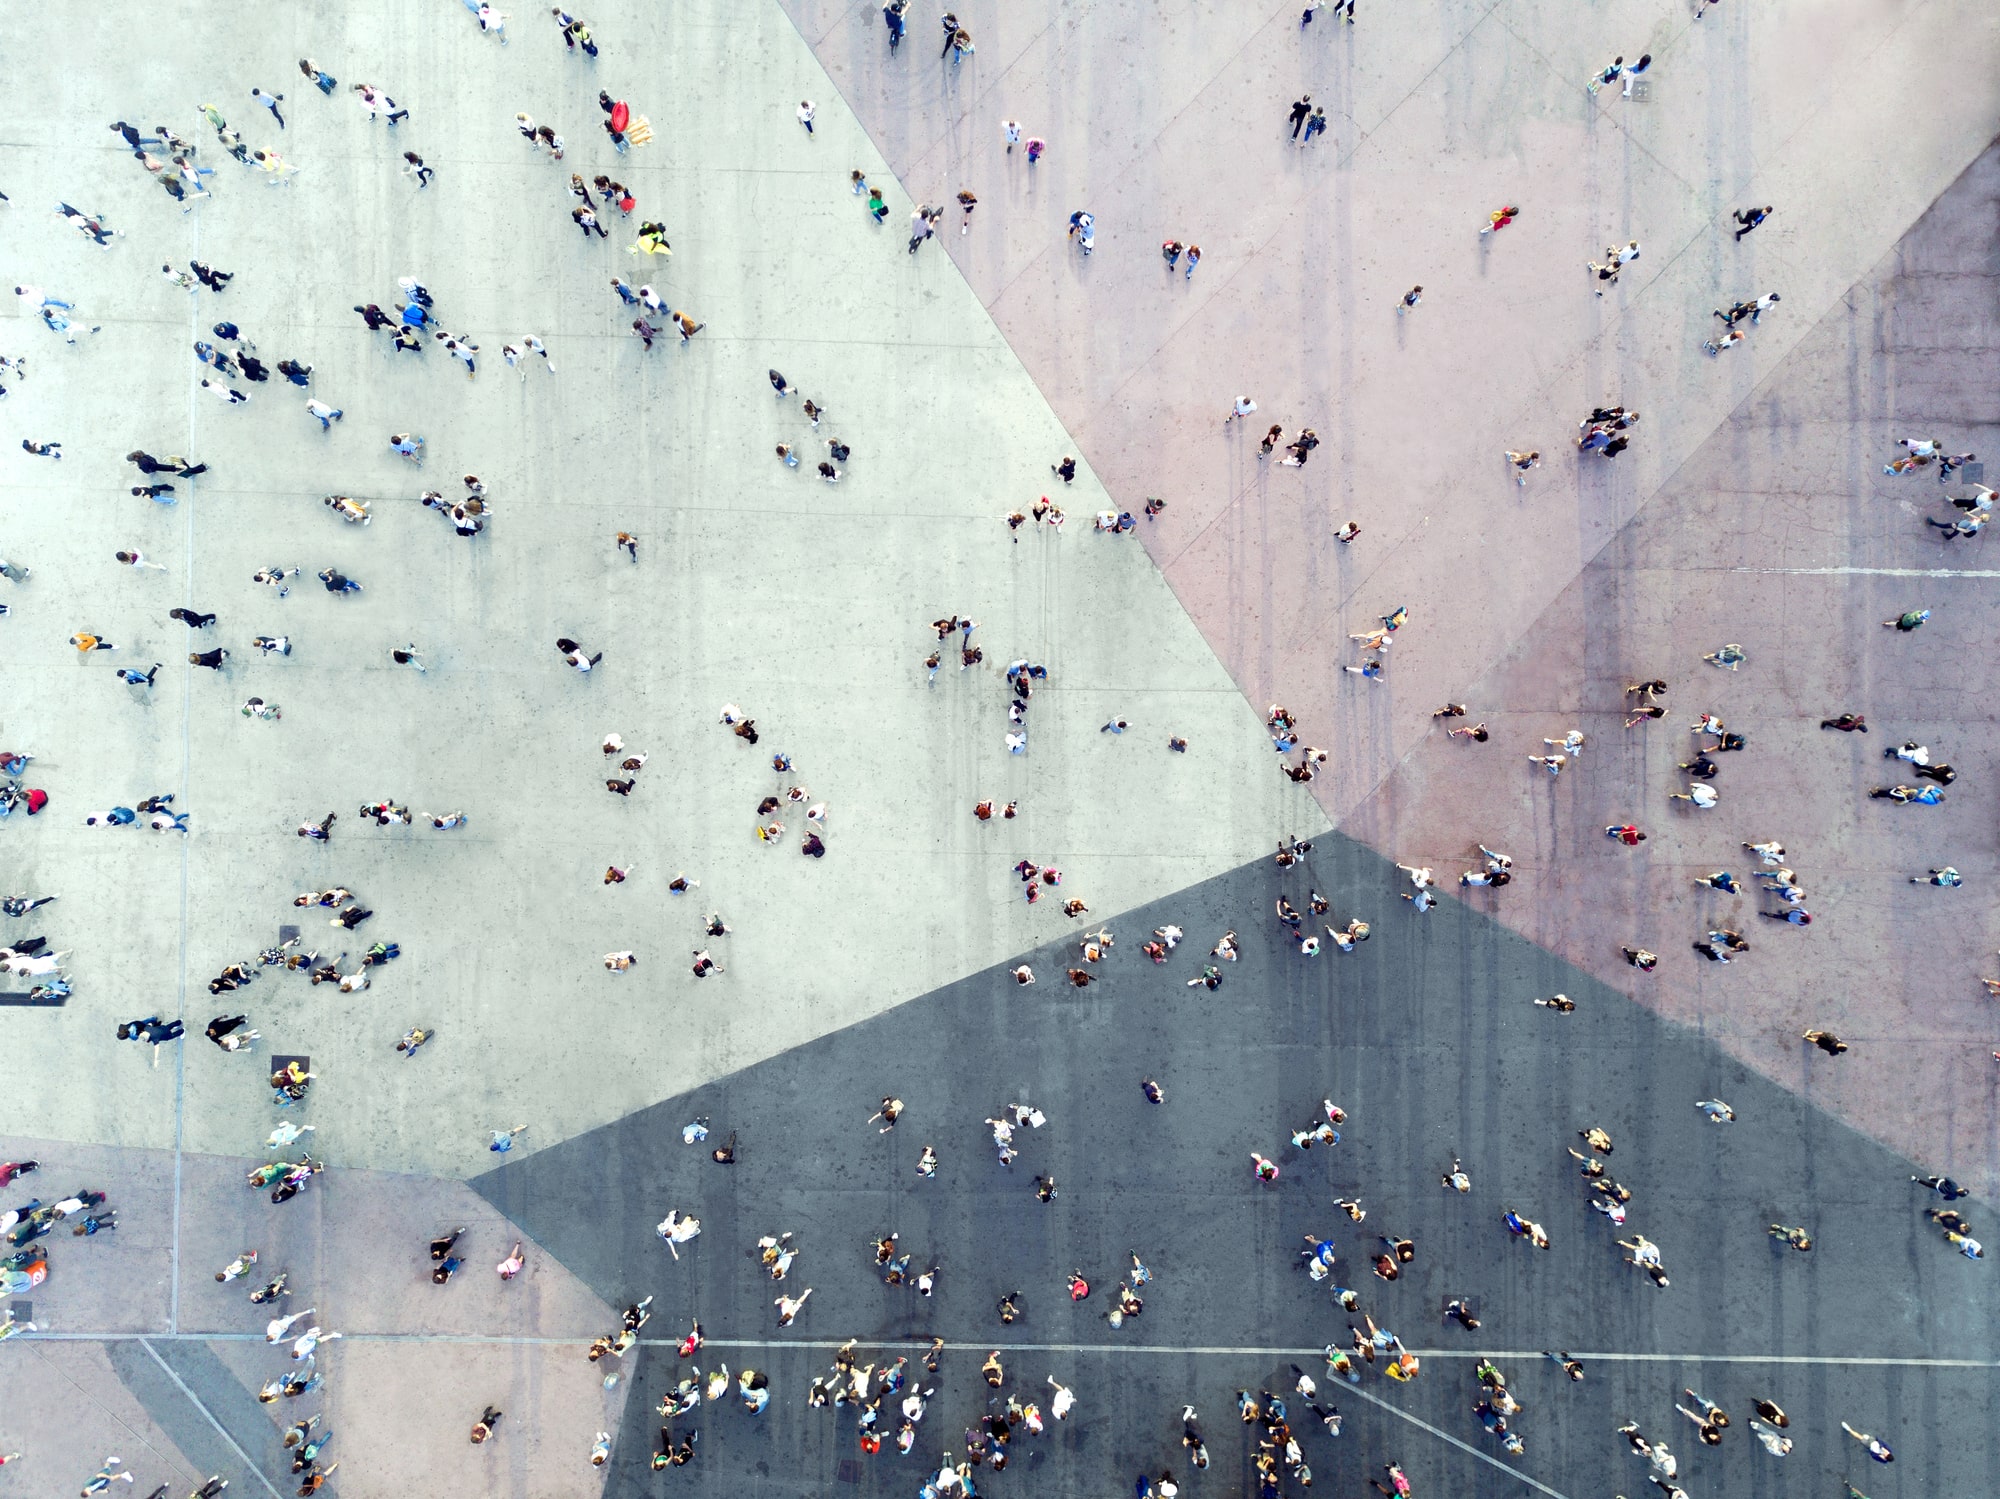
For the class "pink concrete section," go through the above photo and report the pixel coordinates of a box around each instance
[203,1334,630,1499]
[0,1133,624,1499]
[778,0,2000,828]
[0,1134,617,1338]
[0,1342,208,1491]
[776,0,2000,1184]
[777,0,1963,589]
[170,1154,619,1341]
[1343,144,2000,1194]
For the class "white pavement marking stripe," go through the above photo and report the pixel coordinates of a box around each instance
[139,1339,283,1499]
[28,1333,2000,1368]
[1730,566,2000,578]
[698,1340,2000,1368]
[1343,1380,1573,1499]
[170,214,201,1341]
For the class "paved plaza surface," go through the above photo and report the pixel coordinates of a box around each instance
[480,848,2000,1499]
[1,0,1997,1495]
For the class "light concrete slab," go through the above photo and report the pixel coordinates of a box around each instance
[0,0,1317,1180]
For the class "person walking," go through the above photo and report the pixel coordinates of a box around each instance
[1839,1422,1894,1464]
[127,451,208,478]
[557,637,602,672]
[80,1457,134,1494]
[1733,205,1772,240]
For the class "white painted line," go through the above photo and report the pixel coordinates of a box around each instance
[1344,1380,1573,1499]
[139,1339,284,1499]
[1730,566,2000,578]
[23,1333,2000,1369]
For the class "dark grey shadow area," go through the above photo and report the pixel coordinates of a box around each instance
[475,833,2000,1498]
[104,1338,299,1499]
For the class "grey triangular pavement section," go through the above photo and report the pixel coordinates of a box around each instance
[475,830,1998,1498]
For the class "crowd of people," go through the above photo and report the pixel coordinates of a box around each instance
[0,2,1969,1497]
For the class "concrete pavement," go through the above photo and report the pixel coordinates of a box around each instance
[0,0,1310,1181]
[1344,140,2000,1197]
[480,841,2000,1498]
[1,0,1995,1494]
[773,0,2000,1193]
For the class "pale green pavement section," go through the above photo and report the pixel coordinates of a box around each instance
[0,0,1322,1178]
